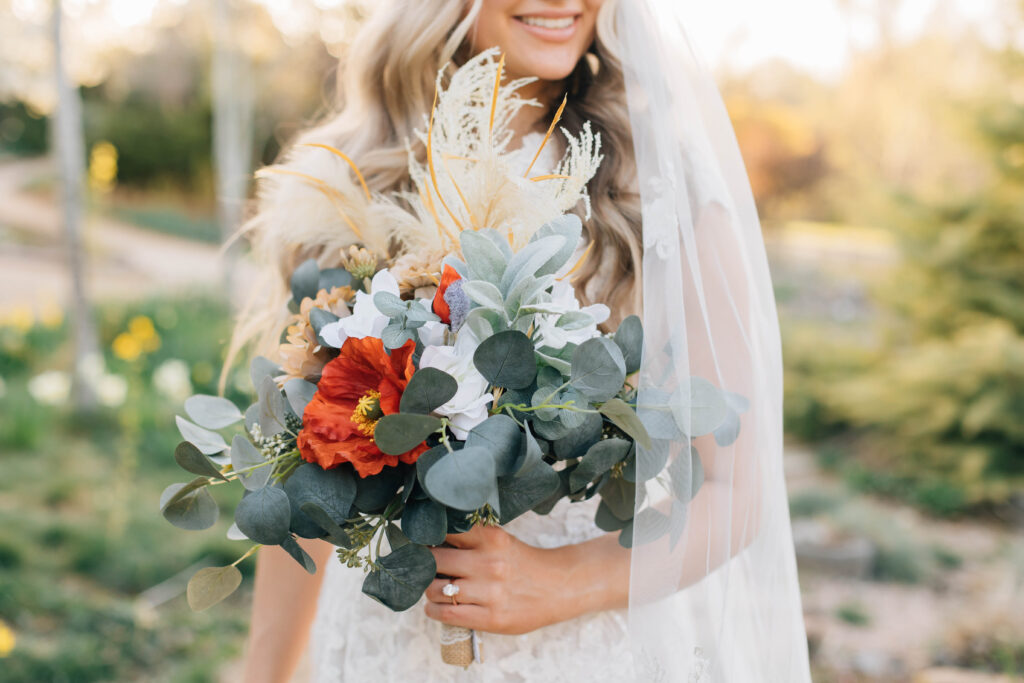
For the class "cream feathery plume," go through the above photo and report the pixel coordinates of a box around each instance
[387,48,604,255]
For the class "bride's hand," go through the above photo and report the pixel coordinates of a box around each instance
[423,524,629,635]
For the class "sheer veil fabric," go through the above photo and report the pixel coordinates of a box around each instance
[619,0,811,680]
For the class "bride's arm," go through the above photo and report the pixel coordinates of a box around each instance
[242,538,334,682]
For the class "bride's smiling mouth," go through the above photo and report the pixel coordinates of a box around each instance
[513,13,581,41]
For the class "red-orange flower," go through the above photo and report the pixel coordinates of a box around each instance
[431,264,462,325]
[297,336,427,477]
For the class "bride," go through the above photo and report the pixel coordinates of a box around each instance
[237,1,811,681]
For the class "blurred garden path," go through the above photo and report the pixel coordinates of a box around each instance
[0,157,255,313]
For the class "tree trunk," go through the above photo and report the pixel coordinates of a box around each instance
[212,0,255,299]
[53,0,100,411]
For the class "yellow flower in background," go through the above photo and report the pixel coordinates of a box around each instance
[89,140,118,194]
[0,619,15,657]
[5,307,33,333]
[112,332,142,362]
[39,301,64,329]
[128,315,161,352]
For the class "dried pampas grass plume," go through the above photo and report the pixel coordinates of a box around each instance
[384,47,604,255]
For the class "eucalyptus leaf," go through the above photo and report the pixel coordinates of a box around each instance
[415,445,449,492]
[280,535,318,574]
[510,421,545,475]
[631,508,672,546]
[569,438,632,492]
[290,258,320,305]
[318,267,352,291]
[552,411,603,460]
[473,330,537,389]
[250,356,281,390]
[497,463,560,524]
[530,386,561,421]
[174,441,227,481]
[532,416,571,441]
[283,462,356,532]
[422,446,498,511]
[345,468,400,515]
[284,378,317,418]
[175,416,228,456]
[598,398,652,449]
[185,395,243,430]
[257,375,291,438]
[230,435,270,491]
[668,447,705,503]
[569,337,626,402]
[385,522,411,550]
[309,308,341,347]
[162,485,219,530]
[160,477,209,510]
[465,415,522,477]
[235,486,291,546]
[612,315,644,375]
[400,368,458,415]
[361,543,437,612]
[374,414,442,455]
[401,497,447,546]
[713,406,741,447]
[671,377,729,437]
[599,475,636,521]
[595,500,632,531]
[187,565,242,611]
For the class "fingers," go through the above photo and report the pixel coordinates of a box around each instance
[444,524,511,549]
[423,601,491,630]
[424,577,492,606]
[430,545,488,578]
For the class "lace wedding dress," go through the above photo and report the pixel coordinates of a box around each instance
[308,496,634,682]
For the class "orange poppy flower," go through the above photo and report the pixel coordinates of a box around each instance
[431,264,463,325]
[297,336,428,477]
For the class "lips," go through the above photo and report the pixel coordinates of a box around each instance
[513,13,581,40]
[517,15,576,30]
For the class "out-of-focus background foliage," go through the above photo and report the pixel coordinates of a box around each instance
[0,0,1020,681]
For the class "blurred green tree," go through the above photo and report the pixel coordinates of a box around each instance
[829,46,1024,515]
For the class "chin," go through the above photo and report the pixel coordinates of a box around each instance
[511,54,580,82]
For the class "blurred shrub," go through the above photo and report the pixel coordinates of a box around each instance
[83,92,213,195]
[0,102,48,156]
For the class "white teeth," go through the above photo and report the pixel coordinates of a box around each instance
[519,16,575,30]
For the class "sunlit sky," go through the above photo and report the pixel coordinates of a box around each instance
[10,0,1012,80]
[691,0,1007,78]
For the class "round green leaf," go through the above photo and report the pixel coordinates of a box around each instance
[290,258,320,305]
[354,466,405,514]
[361,543,437,611]
[284,462,356,537]
[422,446,498,511]
[473,330,537,389]
[612,315,644,375]
[175,416,228,456]
[185,395,244,430]
[598,397,652,450]
[400,368,458,415]
[466,415,522,476]
[374,414,442,456]
[162,484,219,531]
[235,486,291,545]
[283,378,317,418]
[570,337,627,402]
[401,497,447,546]
[569,438,632,492]
[497,464,560,524]
[319,267,352,291]
[187,565,243,611]
[231,435,270,491]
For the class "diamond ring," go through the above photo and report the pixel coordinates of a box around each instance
[442,581,460,605]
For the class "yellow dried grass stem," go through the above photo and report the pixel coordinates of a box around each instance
[529,174,573,182]
[489,53,505,139]
[300,143,372,201]
[427,87,466,232]
[524,94,567,178]
[558,240,594,282]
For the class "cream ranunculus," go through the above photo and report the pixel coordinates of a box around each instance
[418,329,492,439]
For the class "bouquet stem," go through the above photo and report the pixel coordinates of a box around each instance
[440,623,479,667]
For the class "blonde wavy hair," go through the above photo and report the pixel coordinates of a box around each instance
[227,0,641,381]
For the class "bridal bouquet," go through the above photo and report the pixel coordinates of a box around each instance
[159,50,743,667]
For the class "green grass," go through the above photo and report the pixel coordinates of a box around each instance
[109,202,221,244]
[0,293,254,682]
[835,601,871,627]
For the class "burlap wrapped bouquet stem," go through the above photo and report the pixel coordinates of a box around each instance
[439,623,477,667]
